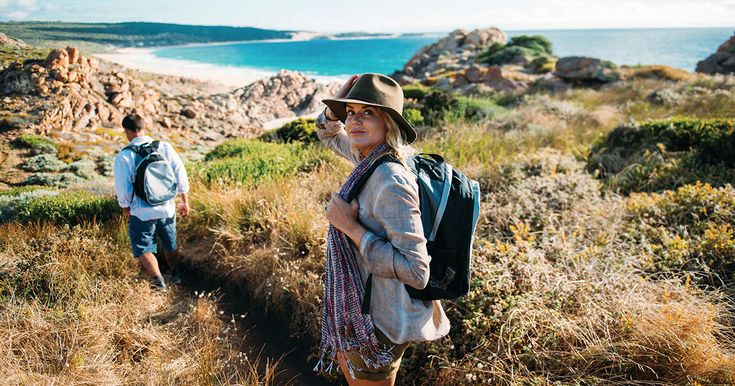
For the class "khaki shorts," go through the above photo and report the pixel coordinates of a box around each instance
[342,328,409,382]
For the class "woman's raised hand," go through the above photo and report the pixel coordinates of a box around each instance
[326,75,359,120]
[336,74,359,98]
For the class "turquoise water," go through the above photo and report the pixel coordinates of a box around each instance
[153,28,734,75]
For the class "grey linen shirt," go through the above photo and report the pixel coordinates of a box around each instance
[317,112,450,345]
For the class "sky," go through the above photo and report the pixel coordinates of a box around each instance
[0,0,734,33]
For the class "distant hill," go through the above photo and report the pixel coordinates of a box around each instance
[0,21,294,48]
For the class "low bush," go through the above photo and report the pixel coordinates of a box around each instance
[12,191,119,225]
[14,134,56,149]
[626,182,735,285]
[587,118,735,193]
[477,35,555,69]
[195,139,337,187]
[20,154,67,172]
[402,84,430,100]
[259,118,318,144]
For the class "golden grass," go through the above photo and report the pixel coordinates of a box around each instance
[178,148,735,384]
[0,221,279,385]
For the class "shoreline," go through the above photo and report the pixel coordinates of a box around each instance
[94,47,349,89]
[94,48,276,88]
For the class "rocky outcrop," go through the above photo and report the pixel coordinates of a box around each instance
[449,64,536,94]
[696,33,735,75]
[0,33,28,48]
[394,28,506,85]
[152,70,338,143]
[554,56,617,83]
[0,47,339,148]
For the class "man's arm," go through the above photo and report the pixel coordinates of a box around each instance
[113,152,133,217]
[165,144,190,217]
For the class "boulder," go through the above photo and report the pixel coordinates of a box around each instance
[66,47,81,65]
[394,27,506,84]
[181,107,198,119]
[0,33,29,48]
[44,49,70,72]
[555,56,615,82]
[696,33,735,75]
[465,65,489,83]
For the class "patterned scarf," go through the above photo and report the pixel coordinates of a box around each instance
[314,142,393,376]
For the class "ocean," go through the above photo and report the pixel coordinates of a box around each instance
[152,27,734,77]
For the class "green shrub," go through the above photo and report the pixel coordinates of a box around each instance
[415,90,500,125]
[20,154,67,172]
[259,118,318,144]
[626,182,735,284]
[195,140,336,187]
[402,84,430,100]
[0,187,58,222]
[23,172,84,188]
[477,35,555,68]
[507,35,553,55]
[402,108,424,127]
[14,134,56,149]
[587,118,735,194]
[530,55,557,73]
[12,191,119,225]
[420,90,460,125]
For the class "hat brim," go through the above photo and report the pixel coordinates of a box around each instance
[322,97,417,144]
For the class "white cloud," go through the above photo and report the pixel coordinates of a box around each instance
[0,0,38,20]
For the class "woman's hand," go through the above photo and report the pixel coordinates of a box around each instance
[325,192,366,245]
[326,74,359,120]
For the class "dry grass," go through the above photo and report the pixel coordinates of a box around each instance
[179,148,735,385]
[0,221,279,385]
[4,72,735,384]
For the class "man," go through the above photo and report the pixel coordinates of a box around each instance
[114,113,190,291]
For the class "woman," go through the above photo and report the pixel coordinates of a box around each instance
[315,73,450,386]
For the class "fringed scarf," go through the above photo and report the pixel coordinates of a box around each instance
[314,142,393,377]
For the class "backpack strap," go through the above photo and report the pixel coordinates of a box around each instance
[122,139,158,155]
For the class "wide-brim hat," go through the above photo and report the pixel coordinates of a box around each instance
[322,73,417,144]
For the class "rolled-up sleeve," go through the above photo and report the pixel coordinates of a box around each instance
[358,170,430,290]
[113,152,133,209]
[316,111,359,164]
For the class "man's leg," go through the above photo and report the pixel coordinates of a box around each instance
[162,250,181,283]
[139,252,163,277]
[157,216,181,284]
[130,215,167,290]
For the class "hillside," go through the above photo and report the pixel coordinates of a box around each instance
[0,21,295,50]
[1,28,735,385]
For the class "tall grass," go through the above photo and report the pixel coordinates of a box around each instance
[179,133,735,385]
[0,221,279,385]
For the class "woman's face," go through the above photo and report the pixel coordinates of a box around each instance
[345,103,387,156]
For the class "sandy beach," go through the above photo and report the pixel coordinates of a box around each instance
[94,47,275,88]
[94,44,348,89]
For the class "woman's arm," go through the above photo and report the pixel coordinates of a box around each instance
[358,165,430,290]
[316,112,360,164]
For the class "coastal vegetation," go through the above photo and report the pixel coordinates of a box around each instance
[0,21,292,49]
[1,27,735,385]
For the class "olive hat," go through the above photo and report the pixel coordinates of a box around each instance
[322,73,417,144]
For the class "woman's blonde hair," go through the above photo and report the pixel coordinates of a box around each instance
[350,106,415,162]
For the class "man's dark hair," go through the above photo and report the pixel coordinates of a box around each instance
[122,113,145,132]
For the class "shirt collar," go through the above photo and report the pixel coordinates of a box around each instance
[129,135,153,145]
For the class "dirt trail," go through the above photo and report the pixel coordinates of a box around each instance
[175,263,328,386]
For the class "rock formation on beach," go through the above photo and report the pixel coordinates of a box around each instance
[0,33,28,48]
[397,28,506,82]
[696,33,735,75]
[0,44,339,186]
[0,47,339,145]
[391,27,633,95]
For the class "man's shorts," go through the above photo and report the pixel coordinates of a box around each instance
[343,328,409,382]
[128,215,177,257]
